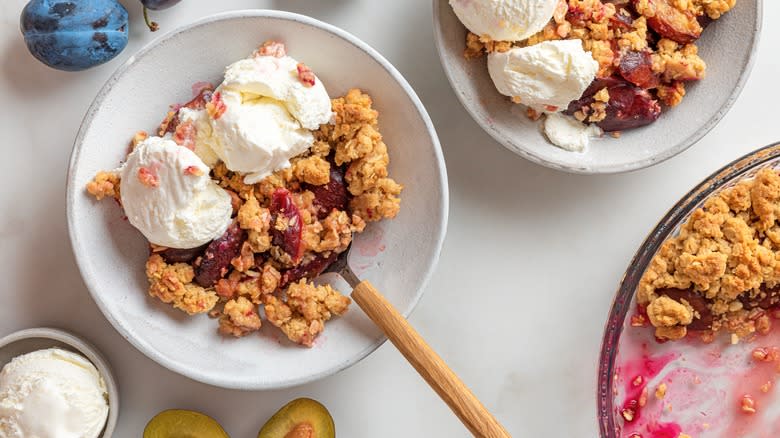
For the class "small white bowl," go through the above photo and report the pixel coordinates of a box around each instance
[433,0,762,173]
[67,10,448,390]
[0,328,119,438]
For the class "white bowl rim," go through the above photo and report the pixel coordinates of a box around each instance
[0,327,119,437]
[66,9,449,390]
[431,0,764,174]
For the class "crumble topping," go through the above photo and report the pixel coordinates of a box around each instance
[255,40,286,58]
[145,254,218,315]
[639,168,780,341]
[263,280,350,347]
[218,296,262,337]
[86,171,120,201]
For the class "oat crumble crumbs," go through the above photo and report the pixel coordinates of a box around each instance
[145,254,218,315]
[86,171,120,201]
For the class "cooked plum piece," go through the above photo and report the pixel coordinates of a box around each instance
[270,189,304,264]
[194,222,245,287]
[619,50,660,89]
[307,165,349,220]
[567,77,661,132]
[633,0,702,44]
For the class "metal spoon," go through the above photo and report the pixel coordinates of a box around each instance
[322,245,511,438]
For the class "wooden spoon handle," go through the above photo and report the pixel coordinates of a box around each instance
[351,281,512,438]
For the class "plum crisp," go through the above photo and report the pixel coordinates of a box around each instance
[638,168,780,342]
[87,88,402,347]
[465,0,736,133]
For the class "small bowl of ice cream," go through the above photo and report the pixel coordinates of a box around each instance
[433,0,762,173]
[0,328,118,438]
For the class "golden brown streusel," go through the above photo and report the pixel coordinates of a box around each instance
[464,32,513,59]
[292,155,331,186]
[145,254,218,315]
[219,296,263,337]
[263,280,350,347]
[652,39,706,82]
[86,171,121,201]
[639,169,780,341]
[656,81,686,107]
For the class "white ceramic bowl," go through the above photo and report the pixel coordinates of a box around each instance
[67,10,448,390]
[0,328,119,437]
[433,0,762,173]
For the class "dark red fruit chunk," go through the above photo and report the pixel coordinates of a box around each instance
[159,243,207,264]
[610,6,635,30]
[599,83,660,131]
[657,287,713,331]
[566,77,661,132]
[307,166,349,220]
[697,14,713,29]
[619,50,659,88]
[270,189,304,264]
[194,222,245,287]
[565,2,592,27]
[280,251,339,288]
[739,284,780,311]
[634,0,701,44]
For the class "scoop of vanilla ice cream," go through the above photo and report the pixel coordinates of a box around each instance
[177,107,220,168]
[120,136,232,249]
[220,55,332,130]
[0,348,108,438]
[449,0,558,41]
[192,52,333,183]
[208,92,316,184]
[487,40,598,111]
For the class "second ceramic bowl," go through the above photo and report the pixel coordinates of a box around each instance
[432,0,762,173]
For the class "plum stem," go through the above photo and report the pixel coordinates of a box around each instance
[143,7,159,32]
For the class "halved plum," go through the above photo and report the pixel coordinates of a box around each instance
[306,166,349,220]
[633,0,701,44]
[270,188,304,264]
[194,222,245,287]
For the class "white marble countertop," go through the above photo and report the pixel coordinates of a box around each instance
[1,0,778,436]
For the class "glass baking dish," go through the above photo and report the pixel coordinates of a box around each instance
[599,143,780,438]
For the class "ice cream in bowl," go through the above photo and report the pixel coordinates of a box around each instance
[0,328,118,438]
